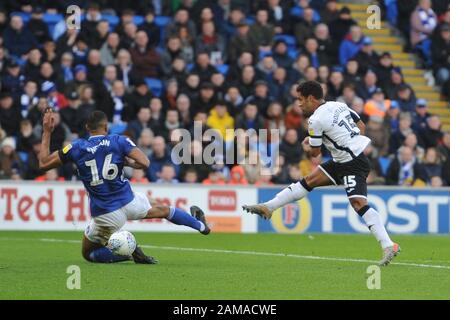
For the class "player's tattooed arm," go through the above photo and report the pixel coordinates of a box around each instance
[39,108,63,171]
[126,148,150,169]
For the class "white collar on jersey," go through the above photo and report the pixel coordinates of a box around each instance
[88,135,105,140]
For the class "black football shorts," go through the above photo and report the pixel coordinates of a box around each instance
[318,153,371,199]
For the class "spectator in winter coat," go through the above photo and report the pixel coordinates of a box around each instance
[339,25,364,65]
[2,15,37,57]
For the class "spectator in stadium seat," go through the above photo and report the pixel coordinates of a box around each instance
[318,65,330,84]
[115,9,136,38]
[130,168,149,184]
[410,0,437,63]
[397,84,417,112]
[250,8,275,50]
[420,115,443,149]
[343,58,362,86]
[23,138,43,179]
[162,36,191,76]
[234,65,258,99]
[175,94,192,128]
[88,20,110,50]
[16,119,36,153]
[137,128,154,157]
[140,9,161,49]
[127,78,153,116]
[437,132,450,185]
[120,21,138,50]
[60,91,84,134]
[195,20,227,65]
[356,69,378,101]
[386,146,426,186]
[156,164,179,184]
[244,80,274,117]
[337,83,364,109]
[363,88,391,118]
[363,144,385,184]
[228,24,256,68]
[228,165,248,185]
[147,136,179,182]
[431,23,450,85]
[264,0,290,34]
[329,6,357,44]
[320,0,339,24]
[224,86,244,115]
[280,129,302,165]
[272,39,294,69]
[181,72,201,102]
[413,99,432,131]
[191,52,218,83]
[314,23,338,66]
[257,54,278,79]
[207,101,234,142]
[354,37,379,75]
[403,132,425,162]
[327,67,345,100]
[389,112,414,154]
[130,30,161,78]
[23,48,43,81]
[165,8,197,39]
[0,92,22,136]
[2,60,25,98]
[0,137,23,179]
[294,7,317,48]
[80,2,103,41]
[339,25,364,66]
[304,65,319,82]
[183,168,199,183]
[365,115,389,157]
[284,101,303,130]
[85,50,105,86]
[192,82,217,114]
[422,147,443,184]
[304,37,330,68]
[116,49,139,88]
[19,80,39,119]
[100,33,121,66]
[2,15,37,57]
[235,103,265,131]
[375,52,395,88]
[265,101,286,136]
[385,67,409,100]
[269,67,290,100]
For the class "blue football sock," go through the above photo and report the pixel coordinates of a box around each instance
[89,247,130,263]
[168,207,205,232]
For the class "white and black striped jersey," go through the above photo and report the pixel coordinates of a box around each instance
[308,101,371,163]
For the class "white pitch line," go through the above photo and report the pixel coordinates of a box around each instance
[1,237,450,270]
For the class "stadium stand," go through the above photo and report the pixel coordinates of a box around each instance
[0,0,449,187]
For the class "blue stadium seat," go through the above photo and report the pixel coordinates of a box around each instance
[133,15,144,25]
[109,123,127,135]
[245,17,255,25]
[154,16,171,28]
[216,64,229,75]
[101,14,120,28]
[43,13,63,24]
[18,152,28,164]
[378,157,391,176]
[10,12,30,23]
[186,63,194,72]
[145,78,163,97]
[274,34,297,49]
[287,48,300,60]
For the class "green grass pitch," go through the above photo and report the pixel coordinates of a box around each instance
[0,231,449,299]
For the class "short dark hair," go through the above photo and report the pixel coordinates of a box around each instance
[87,111,108,131]
[296,80,324,99]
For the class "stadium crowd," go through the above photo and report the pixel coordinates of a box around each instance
[0,0,449,187]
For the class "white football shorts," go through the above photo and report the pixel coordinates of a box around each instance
[84,192,151,244]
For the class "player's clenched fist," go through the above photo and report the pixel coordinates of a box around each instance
[302,136,311,153]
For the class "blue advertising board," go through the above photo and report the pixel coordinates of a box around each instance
[258,187,450,234]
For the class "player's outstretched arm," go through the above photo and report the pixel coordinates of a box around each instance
[125,147,150,170]
[357,120,366,135]
[39,108,63,171]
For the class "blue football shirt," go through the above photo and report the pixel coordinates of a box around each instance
[59,134,137,217]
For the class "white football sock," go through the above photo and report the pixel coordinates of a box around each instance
[362,208,394,249]
[264,181,309,212]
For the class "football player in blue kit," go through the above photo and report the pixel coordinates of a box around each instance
[39,108,210,264]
